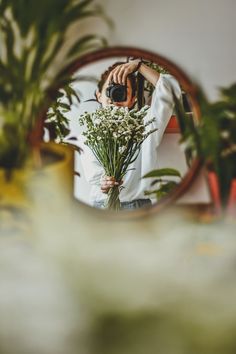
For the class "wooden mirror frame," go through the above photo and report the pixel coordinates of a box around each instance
[55,46,202,219]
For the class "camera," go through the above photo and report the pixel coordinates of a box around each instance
[106,82,127,102]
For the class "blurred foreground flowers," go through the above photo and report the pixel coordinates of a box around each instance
[1,199,236,354]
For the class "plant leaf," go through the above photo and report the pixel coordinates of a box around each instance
[143,168,181,179]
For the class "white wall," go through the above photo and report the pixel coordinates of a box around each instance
[101,0,236,100]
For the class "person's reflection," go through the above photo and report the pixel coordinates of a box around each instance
[79,59,181,210]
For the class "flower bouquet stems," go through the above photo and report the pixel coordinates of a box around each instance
[79,106,157,211]
[107,185,121,211]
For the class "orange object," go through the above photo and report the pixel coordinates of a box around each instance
[165,115,180,133]
[227,179,236,216]
[207,171,222,214]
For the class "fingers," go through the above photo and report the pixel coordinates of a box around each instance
[117,66,127,85]
[107,71,114,85]
[108,60,139,86]
[109,66,124,85]
[109,64,132,85]
[100,175,122,193]
[101,185,109,194]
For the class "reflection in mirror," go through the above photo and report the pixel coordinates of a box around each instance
[45,53,197,212]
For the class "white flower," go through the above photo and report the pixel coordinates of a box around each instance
[220,130,230,139]
[78,105,157,184]
[119,146,126,153]
[94,118,101,125]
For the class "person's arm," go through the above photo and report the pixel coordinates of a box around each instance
[108,59,160,87]
[146,74,182,147]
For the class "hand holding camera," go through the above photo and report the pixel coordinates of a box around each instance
[107,59,142,86]
[106,59,142,102]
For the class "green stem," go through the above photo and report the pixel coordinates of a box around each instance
[106,185,121,211]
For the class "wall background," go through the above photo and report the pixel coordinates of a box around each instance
[99,0,236,101]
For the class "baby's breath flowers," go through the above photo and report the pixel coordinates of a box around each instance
[79,105,157,210]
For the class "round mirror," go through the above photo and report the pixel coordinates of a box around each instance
[45,47,201,216]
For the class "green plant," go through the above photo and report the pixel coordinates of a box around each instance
[0,0,107,171]
[45,74,98,143]
[174,83,236,206]
[45,83,80,143]
[143,167,182,199]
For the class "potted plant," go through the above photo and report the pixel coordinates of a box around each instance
[174,83,236,215]
[0,0,107,228]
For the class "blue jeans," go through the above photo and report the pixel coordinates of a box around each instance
[93,199,152,210]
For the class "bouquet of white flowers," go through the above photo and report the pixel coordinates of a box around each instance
[79,105,157,210]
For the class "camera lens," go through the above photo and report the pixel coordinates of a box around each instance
[106,83,127,102]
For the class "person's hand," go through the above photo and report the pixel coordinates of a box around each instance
[101,175,123,194]
[108,59,141,85]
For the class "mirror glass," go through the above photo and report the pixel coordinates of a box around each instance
[44,50,199,212]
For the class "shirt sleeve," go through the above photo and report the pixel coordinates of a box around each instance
[78,135,104,186]
[147,73,182,147]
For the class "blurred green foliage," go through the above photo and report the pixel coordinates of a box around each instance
[175,83,236,206]
[0,0,107,170]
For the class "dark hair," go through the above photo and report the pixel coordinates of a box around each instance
[97,61,137,97]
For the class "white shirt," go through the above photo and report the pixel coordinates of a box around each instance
[79,74,182,204]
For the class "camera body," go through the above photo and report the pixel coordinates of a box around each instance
[106,82,127,102]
